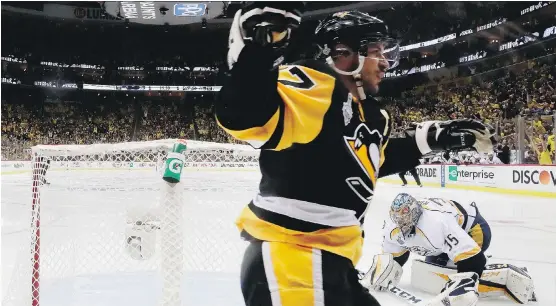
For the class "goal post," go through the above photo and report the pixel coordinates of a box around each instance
[3,139,259,306]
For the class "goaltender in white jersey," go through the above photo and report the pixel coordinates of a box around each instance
[382,196,486,267]
[361,193,536,306]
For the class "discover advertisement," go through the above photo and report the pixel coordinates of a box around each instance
[510,166,556,193]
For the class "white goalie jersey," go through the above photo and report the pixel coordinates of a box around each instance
[382,198,481,264]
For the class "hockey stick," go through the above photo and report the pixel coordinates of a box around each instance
[387,286,426,305]
[357,267,425,305]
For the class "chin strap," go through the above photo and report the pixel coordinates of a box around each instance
[326,55,367,101]
[325,55,366,76]
[353,74,366,101]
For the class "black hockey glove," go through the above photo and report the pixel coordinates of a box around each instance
[405,119,497,155]
[227,2,304,70]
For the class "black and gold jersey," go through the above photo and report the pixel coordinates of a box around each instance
[216,45,422,265]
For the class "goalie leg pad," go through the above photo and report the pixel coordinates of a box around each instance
[361,254,403,292]
[411,260,535,304]
[479,264,535,304]
[411,259,458,294]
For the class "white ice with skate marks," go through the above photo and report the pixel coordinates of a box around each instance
[2,171,555,306]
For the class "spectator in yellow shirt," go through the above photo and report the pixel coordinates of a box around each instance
[536,139,554,165]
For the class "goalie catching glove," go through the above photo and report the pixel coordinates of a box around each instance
[405,119,497,155]
[421,272,480,306]
[227,2,304,70]
[361,254,403,292]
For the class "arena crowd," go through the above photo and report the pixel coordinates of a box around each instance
[1,2,555,165]
[3,53,553,164]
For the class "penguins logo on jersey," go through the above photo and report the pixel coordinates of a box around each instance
[344,123,382,182]
[344,124,383,203]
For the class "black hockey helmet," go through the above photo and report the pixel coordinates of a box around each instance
[314,11,399,74]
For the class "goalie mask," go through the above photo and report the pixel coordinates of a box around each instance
[314,11,400,76]
[390,193,422,240]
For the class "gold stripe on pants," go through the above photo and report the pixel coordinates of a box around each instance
[262,241,324,306]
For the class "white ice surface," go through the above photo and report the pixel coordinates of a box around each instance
[2,171,555,306]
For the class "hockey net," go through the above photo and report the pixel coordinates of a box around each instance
[3,139,260,306]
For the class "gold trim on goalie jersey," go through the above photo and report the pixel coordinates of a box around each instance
[386,228,409,257]
[454,246,481,263]
[390,227,401,240]
[469,223,484,248]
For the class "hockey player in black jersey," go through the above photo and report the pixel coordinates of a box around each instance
[215,3,496,305]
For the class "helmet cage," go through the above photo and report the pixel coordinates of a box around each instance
[390,193,422,239]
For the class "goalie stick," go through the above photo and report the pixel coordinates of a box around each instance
[357,269,425,305]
